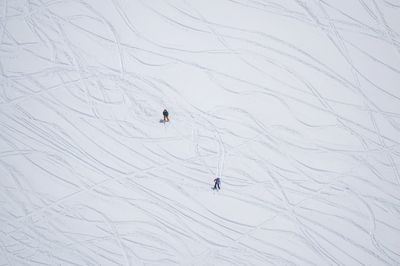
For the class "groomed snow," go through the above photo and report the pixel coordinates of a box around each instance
[1,0,400,265]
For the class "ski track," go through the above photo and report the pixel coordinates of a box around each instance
[0,0,400,265]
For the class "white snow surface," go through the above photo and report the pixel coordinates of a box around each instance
[1,0,400,265]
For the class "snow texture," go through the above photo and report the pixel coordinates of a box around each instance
[1,0,400,265]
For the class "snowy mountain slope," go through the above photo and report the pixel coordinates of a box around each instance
[1,0,400,265]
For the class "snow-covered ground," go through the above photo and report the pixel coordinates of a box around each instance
[1,0,400,265]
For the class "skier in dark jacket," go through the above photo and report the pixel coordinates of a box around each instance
[163,109,169,122]
[213,177,221,190]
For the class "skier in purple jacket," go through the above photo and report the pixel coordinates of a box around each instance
[213,178,221,190]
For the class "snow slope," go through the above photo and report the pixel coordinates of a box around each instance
[1,0,400,265]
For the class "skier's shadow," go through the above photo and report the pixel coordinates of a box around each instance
[159,119,165,123]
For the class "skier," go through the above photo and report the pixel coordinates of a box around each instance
[213,177,221,190]
[163,109,169,122]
